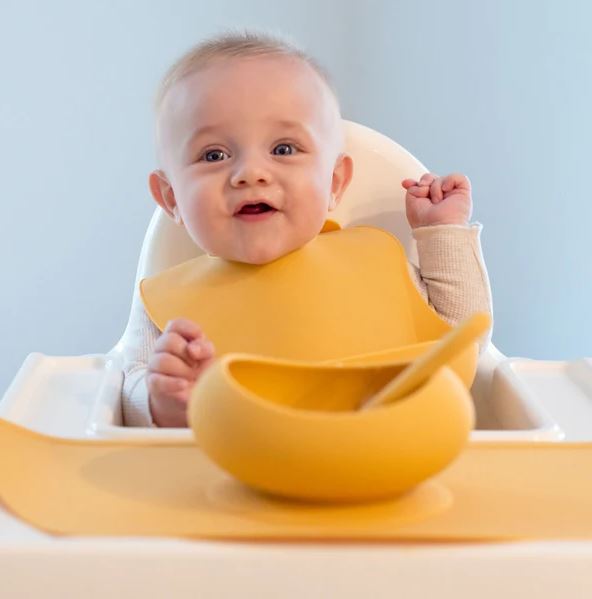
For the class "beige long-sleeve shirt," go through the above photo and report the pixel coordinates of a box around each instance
[121,223,493,426]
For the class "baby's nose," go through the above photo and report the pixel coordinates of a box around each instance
[230,158,271,187]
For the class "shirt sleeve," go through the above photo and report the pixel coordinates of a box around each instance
[407,222,494,351]
[120,285,160,427]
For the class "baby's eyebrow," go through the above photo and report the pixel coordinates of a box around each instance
[187,124,222,144]
[271,120,313,138]
[182,123,224,158]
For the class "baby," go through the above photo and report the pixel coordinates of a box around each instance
[122,31,493,427]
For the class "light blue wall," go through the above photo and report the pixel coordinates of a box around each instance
[1,0,590,391]
[337,0,592,362]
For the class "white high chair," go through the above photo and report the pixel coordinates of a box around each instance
[2,120,592,598]
[105,120,575,440]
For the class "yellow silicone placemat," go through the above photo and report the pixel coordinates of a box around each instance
[2,419,592,540]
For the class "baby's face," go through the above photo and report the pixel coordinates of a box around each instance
[152,55,352,264]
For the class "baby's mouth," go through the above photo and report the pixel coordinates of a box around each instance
[234,202,278,216]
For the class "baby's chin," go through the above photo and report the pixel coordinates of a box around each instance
[225,245,295,265]
[211,238,310,265]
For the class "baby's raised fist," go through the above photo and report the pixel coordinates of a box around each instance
[402,172,472,228]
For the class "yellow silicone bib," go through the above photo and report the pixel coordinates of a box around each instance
[140,226,477,384]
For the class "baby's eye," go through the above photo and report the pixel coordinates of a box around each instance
[202,149,229,162]
[272,143,297,156]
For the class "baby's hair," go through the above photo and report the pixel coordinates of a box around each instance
[154,29,339,114]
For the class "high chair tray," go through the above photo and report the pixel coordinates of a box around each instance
[492,357,592,441]
[0,353,193,441]
[0,353,123,439]
[2,353,592,598]
[3,352,591,441]
[1,536,592,598]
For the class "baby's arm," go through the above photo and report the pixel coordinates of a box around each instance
[120,287,160,427]
[403,173,493,350]
[407,224,493,350]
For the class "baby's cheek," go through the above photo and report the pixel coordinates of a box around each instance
[305,169,332,199]
[182,207,219,250]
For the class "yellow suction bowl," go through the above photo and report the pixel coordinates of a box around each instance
[188,354,475,503]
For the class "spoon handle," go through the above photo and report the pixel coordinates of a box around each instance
[358,312,491,411]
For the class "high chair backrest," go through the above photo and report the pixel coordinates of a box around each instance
[131,120,426,286]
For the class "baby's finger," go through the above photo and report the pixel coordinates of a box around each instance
[149,351,196,380]
[401,179,417,189]
[154,331,197,364]
[406,185,431,199]
[187,338,215,361]
[442,173,471,193]
[147,372,189,399]
[163,318,204,343]
[430,178,444,203]
[418,172,438,187]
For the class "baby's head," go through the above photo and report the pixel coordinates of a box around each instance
[149,31,353,264]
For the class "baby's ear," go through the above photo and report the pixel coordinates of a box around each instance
[329,153,354,210]
[148,170,182,224]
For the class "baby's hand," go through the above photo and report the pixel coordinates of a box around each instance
[147,318,215,427]
[401,172,472,229]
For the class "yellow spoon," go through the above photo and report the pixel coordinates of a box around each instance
[359,312,491,410]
